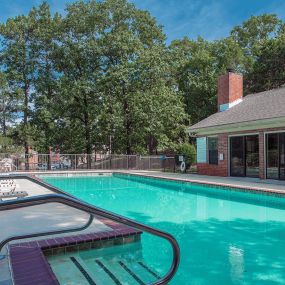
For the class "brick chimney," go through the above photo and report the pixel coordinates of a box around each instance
[218,68,243,112]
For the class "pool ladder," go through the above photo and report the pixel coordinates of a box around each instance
[0,193,180,285]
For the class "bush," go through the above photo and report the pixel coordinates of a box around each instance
[175,143,196,169]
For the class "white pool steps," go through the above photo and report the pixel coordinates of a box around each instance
[49,254,160,285]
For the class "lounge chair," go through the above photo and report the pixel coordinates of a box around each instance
[0,179,28,201]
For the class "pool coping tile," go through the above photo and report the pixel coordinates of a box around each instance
[9,223,142,285]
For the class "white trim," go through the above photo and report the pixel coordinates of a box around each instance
[189,116,285,136]
[264,129,285,135]
[207,135,218,138]
[228,132,259,138]
[219,98,243,112]
[229,98,243,108]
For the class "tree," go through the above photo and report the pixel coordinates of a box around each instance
[0,72,21,136]
[230,14,284,92]
[169,38,221,124]
[53,0,187,155]
[231,14,282,59]
[30,2,62,153]
[94,0,171,154]
[0,8,38,161]
[246,35,285,92]
[3,1,284,156]
[51,0,105,159]
[175,143,196,169]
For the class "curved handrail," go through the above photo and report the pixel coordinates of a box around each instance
[0,214,94,261]
[0,194,180,285]
[0,214,94,254]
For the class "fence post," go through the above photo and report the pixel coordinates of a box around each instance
[137,155,139,170]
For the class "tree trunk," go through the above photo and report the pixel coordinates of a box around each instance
[124,99,131,154]
[83,94,92,169]
[2,115,7,152]
[148,135,157,155]
[2,115,6,136]
[24,82,29,170]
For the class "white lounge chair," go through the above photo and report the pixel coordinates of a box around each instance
[0,179,28,200]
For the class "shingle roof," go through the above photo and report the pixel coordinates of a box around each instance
[189,86,285,132]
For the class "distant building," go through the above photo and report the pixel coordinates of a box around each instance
[188,69,285,180]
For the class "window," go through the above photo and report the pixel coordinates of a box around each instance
[230,135,259,177]
[266,133,285,180]
[197,137,207,163]
[208,137,218,165]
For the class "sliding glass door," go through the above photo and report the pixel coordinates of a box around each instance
[230,136,245,176]
[245,135,260,177]
[230,135,259,177]
[267,132,285,180]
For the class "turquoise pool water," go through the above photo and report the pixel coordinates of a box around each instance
[43,174,285,285]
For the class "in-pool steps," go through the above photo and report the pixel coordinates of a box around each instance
[48,255,95,285]
[49,254,161,285]
[83,256,160,285]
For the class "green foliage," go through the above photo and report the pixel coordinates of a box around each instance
[0,135,24,154]
[246,35,285,93]
[0,2,285,155]
[175,143,196,168]
[169,37,245,124]
[0,72,21,135]
[230,14,285,93]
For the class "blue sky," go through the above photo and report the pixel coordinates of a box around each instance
[1,0,285,42]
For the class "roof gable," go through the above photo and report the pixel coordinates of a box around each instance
[189,86,285,133]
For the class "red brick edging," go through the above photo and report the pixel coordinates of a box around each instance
[9,220,142,285]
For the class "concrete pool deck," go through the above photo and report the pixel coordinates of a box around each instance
[3,169,285,194]
[0,201,113,285]
[120,171,285,195]
[0,177,116,285]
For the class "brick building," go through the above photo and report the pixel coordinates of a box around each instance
[188,68,285,180]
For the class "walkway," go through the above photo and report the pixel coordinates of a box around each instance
[123,171,285,195]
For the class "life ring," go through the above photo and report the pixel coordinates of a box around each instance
[180,161,186,172]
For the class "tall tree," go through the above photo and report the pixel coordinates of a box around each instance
[30,2,62,152]
[230,14,284,92]
[97,0,186,154]
[246,35,285,92]
[0,9,38,161]
[0,72,21,136]
[52,0,105,159]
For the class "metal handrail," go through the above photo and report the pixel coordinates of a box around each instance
[0,214,94,254]
[0,194,180,285]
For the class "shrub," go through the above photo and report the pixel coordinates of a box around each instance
[175,143,196,169]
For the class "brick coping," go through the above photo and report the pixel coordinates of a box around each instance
[6,171,285,197]
[116,172,285,198]
[9,218,142,285]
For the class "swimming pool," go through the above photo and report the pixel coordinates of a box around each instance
[43,173,285,285]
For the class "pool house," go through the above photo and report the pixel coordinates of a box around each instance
[188,69,285,180]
